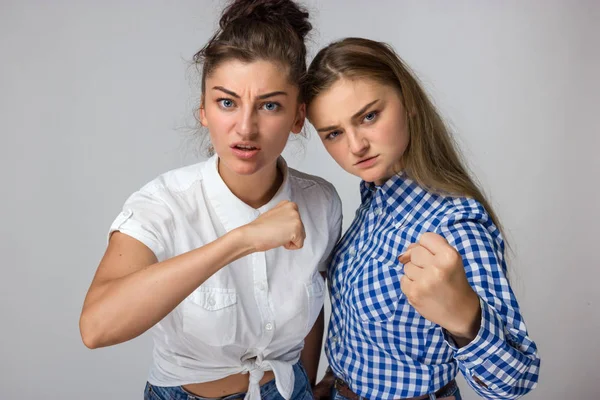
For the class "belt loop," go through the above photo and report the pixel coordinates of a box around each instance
[428,393,437,400]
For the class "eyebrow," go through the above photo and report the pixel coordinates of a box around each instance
[315,99,380,133]
[212,86,288,100]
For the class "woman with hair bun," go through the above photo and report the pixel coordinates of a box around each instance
[79,2,342,399]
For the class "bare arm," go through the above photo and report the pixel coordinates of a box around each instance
[80,228,252,349]
[300,306,325,386]
[80,200,305,349]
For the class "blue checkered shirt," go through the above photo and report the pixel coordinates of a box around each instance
[325,173,540,399]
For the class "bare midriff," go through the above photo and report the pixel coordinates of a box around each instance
[182,371,275,397]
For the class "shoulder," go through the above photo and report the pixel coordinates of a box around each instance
[131,161,207,202]
[433,194,504,254]
[437,195,489,224]
[435,195,498,239]
[288,167,341,207]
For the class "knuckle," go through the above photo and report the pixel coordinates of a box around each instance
[421,277,436,294]
[411,248,422,264]
[432,266,445,281]
[407,293,418,307]
[422,232,434,240]
[420,232,435,244]
[442,248,460,266]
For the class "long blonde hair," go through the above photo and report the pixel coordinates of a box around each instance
[304,38,505,241]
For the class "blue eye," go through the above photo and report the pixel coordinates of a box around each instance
[262,102,279,111]
[364,111,378,122]
[218,99,234,108]
[325,131,341,140]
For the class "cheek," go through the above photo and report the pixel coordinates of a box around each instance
[206,111,235,133]
[325,143,347,166]
[260,115,295,141]
[381,122,409,149]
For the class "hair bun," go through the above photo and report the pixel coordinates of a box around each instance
[219,0,311,39]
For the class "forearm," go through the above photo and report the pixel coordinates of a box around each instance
[80,228,252,348]
[448,299,540,399]
[300,307,325,386]
[447,289,482,348]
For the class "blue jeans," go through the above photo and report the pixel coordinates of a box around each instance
[330,379,462,400]
[144,361,313,400]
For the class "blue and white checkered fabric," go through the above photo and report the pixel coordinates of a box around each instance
[325,173,540,399]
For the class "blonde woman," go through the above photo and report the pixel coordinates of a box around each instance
[305,38,540,400]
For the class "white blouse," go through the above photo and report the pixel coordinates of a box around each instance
[108,155,342,400]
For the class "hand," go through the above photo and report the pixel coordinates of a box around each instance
[312,369,335,400]
[242,200,305,252]
[398,232,481,340]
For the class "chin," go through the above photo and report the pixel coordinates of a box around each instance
[231,163,263,176]
[354,170,385,184]
[220,157,259,175]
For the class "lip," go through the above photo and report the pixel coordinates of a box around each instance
[354,155,379,169]
[230,141,261,150]
[230,142,261,160]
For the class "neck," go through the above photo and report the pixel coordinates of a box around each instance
[218,159,283,209]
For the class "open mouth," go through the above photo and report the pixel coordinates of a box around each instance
[233,144,258,150]
[231,143,260,159]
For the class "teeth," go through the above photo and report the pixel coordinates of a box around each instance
[236,145,256,150]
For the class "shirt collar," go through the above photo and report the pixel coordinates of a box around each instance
[359,171,430,223]
[203,154,292,232]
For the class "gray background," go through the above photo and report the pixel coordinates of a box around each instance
[1,0,599,398]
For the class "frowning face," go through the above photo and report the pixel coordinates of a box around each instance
[308,78,409,185]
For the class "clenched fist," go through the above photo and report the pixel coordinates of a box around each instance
[242,200,306,252]
[398,232,481,341]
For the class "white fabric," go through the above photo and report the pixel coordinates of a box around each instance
[108,155,342,400]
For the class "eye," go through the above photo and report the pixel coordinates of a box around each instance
[218,99,235,109]
[363,111,378,122]
[261,102,280,112]
[325,131,342,141]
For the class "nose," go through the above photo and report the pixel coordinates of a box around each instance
[236,106,258,139]
[347,129,369,156]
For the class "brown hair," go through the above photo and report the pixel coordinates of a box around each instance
[304,38,506,241]
[189,0,311,156]
[194,0,311,99]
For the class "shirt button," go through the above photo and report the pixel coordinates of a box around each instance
[265,322,274,331]
[374,207,382,215]
[456,355,467,361]
[349,248,356,257]
[207,298,216,307]
[258,282,267,291]
[331,336,338,343]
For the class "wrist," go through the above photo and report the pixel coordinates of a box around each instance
[227,226,256,257]
[448,290,481,341]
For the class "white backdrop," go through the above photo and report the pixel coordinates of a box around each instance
[1,1,598,398]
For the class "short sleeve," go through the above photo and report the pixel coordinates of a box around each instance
[108,187,174,262]
[317,185,343,272]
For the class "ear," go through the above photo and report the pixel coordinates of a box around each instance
[291,103,306,134]
[199,99,208,127]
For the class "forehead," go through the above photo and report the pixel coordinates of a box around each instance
[308,78,393,120]
[205,59,296,94]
